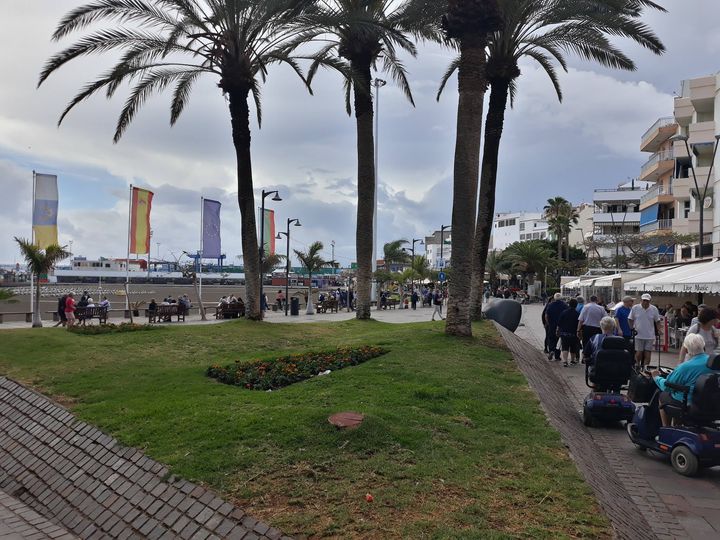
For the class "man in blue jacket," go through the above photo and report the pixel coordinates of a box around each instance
[543,293,568,361]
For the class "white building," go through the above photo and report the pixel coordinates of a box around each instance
[568,203,594,248]
[591,181,648,261]
[424,230,452,269]
[490,212,550,251]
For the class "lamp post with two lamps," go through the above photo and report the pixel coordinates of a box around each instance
[439,225,451,268]
[276,218,302,316]
[403,238,424,301]
[670,133,720,261]
[259,190,282,316]
[372,78,387,305]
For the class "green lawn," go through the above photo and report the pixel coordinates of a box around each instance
[0,320,610,539]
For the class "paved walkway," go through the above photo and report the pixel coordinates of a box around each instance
[0,488,77,539]
[516,304,720,540]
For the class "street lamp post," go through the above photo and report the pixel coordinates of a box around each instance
[276,218,301,316]
[403,238,424,299]
[259,190,282,316]
[439,225,450,268]
[670,133,720,260]
[608,203,634,271]
[372,78,386,305]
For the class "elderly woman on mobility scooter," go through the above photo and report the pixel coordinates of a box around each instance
[651,333,716,427]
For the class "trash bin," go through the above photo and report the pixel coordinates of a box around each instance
[290,297,300,316]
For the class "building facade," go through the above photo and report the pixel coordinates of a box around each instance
[489,212,550,252]
[591,182,647,262]
[568,203,595,248]
[424,230,452,269]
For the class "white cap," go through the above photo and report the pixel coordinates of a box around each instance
[641,293,652,301]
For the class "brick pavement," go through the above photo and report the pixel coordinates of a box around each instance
[0,487,77,539]
[510,304,720,540]
[0,377,290,540]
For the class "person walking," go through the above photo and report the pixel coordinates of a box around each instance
[557,298,580,366]
[629,293,661,370]
[64,292,76,329]
[431,287,444,321]
[577,295,606,362]
[543,293,568,361]
[614,296,635,353]
[53,294,68,327]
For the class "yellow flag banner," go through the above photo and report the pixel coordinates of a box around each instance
[129,187,153,254]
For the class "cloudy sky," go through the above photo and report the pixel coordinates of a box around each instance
[1,0,719,267]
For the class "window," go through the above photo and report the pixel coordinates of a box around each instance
[683,200,690,219]
[520,222,525,231]
[532,233,540,239]
[105,263,111,268]
[507,218,516,226]
[540,232,546,239]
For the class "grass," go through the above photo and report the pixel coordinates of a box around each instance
[0,319,610,539]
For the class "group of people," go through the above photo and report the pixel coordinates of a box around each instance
[54,291,111,328]
[543,292,664,369]
[217,294,244,307]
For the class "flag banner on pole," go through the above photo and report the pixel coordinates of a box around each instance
[33,173,58,249]
[202,198,222,258]
[129,187,153,254]
[260,208,276,255]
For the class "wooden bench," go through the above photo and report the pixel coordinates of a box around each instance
[317,298,338,313]
[215,302,246,319]
[75,306,109,325]
[0,312,32,324]
[147,304,186,323]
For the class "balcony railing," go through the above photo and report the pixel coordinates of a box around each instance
[640,184,673,205]
[641,116,675,142]
[640,150,674,178]
[658,218,673,230]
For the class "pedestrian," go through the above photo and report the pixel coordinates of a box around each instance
[628,293,662,370]
[577,295,606,362]
[557,298,580,366]
[64,292,76,328]
[54,294,68,327]
[275,290,284,310]
[614,296,635,352]
[431,287,444,321]
[543,293,568,361]
[411,290,419,310]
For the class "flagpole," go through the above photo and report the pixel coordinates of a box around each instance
[199,197,205,320]
[30,170,36,319]
[125,184,132,320]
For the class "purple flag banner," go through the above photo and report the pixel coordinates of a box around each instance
[202,199,222,258]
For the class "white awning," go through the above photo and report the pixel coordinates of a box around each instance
[624,260,720,294]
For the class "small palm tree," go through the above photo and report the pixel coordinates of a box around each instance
[503,240,554,287]
[383,239,410,269]
[15,238,71,328]
[294,0,439,320]
[457,0,666,319]
[544,197,574,259]
[39,0,315,320]
[261,253,285,276]
[294,241,328,315]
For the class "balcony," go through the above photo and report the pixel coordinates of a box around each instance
[674,97,694,125]
[640,184,673,207]
[592,188,647,203]
[689,121,717,146]
[639,150,674,182]
[593,212,641,224]
[640,219,673,233]
[641,116,677,153]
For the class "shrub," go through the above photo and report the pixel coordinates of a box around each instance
[207,346,388,390]
[68,322,161,335]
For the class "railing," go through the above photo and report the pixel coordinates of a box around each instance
[593,187,647,193]
[658,218,673,230]
[640,184,673,205]
[640,150,674,178]
[641,116,675,142]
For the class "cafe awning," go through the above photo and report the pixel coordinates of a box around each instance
[624,260,720,294]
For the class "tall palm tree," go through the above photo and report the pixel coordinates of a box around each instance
[459,0,666,320]
[292,1,439,321]
[294,241,328,314]
[544,196,573,259]
[440,0,504,336]
[15,238,71,328]
[38,0,315,321]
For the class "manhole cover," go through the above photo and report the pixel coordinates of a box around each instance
[328,411,364,429]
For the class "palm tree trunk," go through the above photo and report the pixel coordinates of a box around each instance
[468,78,510,321]
[446,36,489,336]
[33,274,42,328]
[352,60,375,320]
[228,88,261,320]
[557,229,562,260]
[306,271,314,315]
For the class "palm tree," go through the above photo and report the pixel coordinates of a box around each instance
[544,196,574,259]
[383,239,410,268]
[294,241,328,314]
[15,238,71,328]
[39,0,315,321]
[293,0,440,321]
[261,252,285,276]
[440,0,504,337]
[458,0,666,320]
[503,240,554,287]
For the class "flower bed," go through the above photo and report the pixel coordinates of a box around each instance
[206,346,388,390]
[68,323,162,335]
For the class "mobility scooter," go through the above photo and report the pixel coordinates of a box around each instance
[627,355,720,476]
[583,336,636,427]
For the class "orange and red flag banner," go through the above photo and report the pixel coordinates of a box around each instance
[130,187,153,254]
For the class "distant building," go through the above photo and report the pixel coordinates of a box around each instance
[489,212,550,252]
[568,203,594,248]
[591,181,648,261]
[424,230,452,269]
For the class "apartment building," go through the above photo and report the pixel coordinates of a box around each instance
[634,75,719,261]
[489,212,550,252]
[591,182,647,260]
[568,202,594,248]
[424,229,452,269]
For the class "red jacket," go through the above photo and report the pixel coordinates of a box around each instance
[64,297,76,313]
